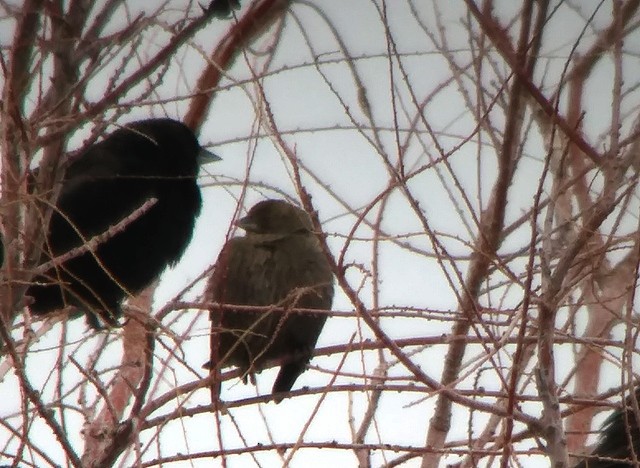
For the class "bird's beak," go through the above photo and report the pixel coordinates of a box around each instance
[198,147,221,165]
[235,216,258,232]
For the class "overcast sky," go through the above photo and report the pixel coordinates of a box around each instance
[2,1,639,467]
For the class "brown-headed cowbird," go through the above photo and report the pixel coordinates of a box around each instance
[26,119,219,328]
[206,199,333,401]
[575,386,640,467]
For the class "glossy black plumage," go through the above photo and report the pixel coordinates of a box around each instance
[207,199,333,401]
[27,118,215,327]
[576,387,640,467]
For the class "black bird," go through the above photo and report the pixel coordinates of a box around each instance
[27,118,219,327]
[575,387,640,467]
[206,199,333,401]
[207,0,240,18]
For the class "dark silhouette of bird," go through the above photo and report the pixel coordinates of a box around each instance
[206,199,333,402]
[27,118,219,328]
[575,387,640,467]
[207,0,240,18]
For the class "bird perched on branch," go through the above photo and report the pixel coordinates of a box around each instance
[206,199,334,402]
[27,118,219,328]
[575,387,640,467]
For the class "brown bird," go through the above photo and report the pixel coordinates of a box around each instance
[206,199,334,402]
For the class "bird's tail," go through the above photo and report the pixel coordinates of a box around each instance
[272,358,308,403]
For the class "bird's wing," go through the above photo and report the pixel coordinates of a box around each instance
[208,238,279,373]
[269,235,334,398]
[46,148,153,254]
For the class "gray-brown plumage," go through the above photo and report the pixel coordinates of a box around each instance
[206,199,333,401]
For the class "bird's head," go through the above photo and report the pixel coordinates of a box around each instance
[237,200,314,236]
[122,119,220,177]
